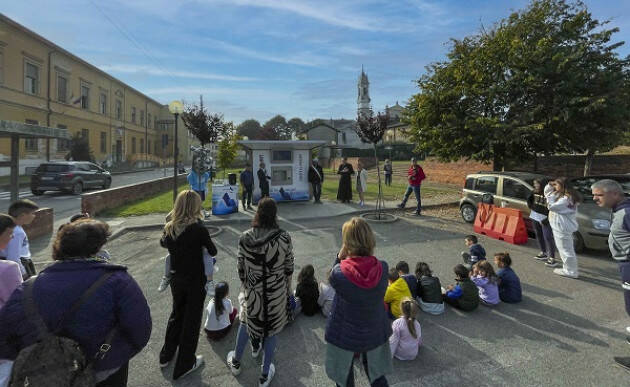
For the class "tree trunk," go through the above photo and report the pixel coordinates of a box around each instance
[492,153,504,172]
[583,149,594,177]
[373,144,383,219]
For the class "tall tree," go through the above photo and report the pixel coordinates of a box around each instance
[181,103,225,146]
[287,117,306,137]
[264,115,292,140]
[236,119,262,139]
[67,132,93,162]
[406,0,630,173]
[217,122,241,178]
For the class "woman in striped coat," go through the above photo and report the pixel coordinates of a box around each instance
[227,198,294,386]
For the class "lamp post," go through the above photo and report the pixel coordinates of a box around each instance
[168,101,184,203]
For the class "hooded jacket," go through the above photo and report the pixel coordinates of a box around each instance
[408,165,426,186]
[238,227,294,339]
[544,183,579,233]
[384,278,412,318]
[610,199,630,261]
[0,260,152,372]
[325,256,391,352]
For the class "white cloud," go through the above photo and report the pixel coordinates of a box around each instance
[97,64,256,82]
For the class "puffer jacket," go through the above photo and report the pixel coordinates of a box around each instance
[384,278,411,318]
[416,275,442,304]
[325,256,391,352]
[544,183,578,233]
[0,260,152,372]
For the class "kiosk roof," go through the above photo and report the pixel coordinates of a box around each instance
[238,140,326,150]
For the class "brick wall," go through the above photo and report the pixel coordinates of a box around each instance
[82,175,187,216]
[23,207,53,240]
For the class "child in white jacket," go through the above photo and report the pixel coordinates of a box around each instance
[544,177,582,278]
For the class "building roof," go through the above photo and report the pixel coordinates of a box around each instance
[238,140,327,150]
[0,120,71,139]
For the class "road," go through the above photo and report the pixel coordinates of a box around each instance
[0,169,172,221]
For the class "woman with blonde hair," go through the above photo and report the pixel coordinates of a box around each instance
[325,217,392,386]
[159,190,217,380]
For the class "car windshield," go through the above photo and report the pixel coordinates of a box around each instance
[37,164,72,172]
[572,176,630,198]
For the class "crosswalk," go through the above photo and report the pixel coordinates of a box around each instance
[0,191,34,200]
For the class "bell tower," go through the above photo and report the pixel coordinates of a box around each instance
[357,66,371,118]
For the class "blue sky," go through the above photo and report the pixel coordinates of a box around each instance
[4,0,630,125]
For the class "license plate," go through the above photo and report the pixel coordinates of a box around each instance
[41,177,53,180]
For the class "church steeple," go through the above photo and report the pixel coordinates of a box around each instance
[357,66,371,118]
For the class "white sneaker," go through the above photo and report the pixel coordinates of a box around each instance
[622,282,630,291]
[259,363,275,387]
[178,355,204,379]
[553,268,578,279]
[205,280,216,296]
[158,276,170,292]
[626,326,630,335]
[227,350,241,376]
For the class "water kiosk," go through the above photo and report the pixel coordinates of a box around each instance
[238,140,326,204]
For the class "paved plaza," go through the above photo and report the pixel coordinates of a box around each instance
[28,207,629,387]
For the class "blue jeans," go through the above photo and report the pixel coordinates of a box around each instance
[234,322,277,375]
[401,185,421,213]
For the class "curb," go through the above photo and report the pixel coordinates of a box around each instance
[106,201,459,240]
[110,168,156,175]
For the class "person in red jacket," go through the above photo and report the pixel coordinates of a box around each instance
[397,157,426,215]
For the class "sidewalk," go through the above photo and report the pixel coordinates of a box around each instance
[29,194,459,263]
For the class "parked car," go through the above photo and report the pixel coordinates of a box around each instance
[459,172,629,252]
[30,161,112,195]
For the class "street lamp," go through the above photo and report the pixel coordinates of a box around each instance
[168,100,184,203]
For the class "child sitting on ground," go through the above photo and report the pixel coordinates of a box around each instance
[461,234,486,268]
[494,252,522,303]
[443,264,479,311]
[204,281,238,341]
[385,268,412,319]
[415,262,444,315]
[317,269,336,317]
[295,264,320,316]
[389,297,422,360]
[396,260,417,298]
[470,260,500,306]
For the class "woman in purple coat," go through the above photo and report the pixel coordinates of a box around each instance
[0,219,152,387]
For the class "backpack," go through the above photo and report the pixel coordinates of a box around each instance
[10,272,118,387]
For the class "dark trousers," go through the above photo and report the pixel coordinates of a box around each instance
[532,220,556,258]
[401,185,422,214]
[242,186,253,207]
[96,362,129,387]
[20,257,36,279]
[384,174,392,186]
[160,276,206,379]
[620,261,630,316]
[312,182,322,202]
[337,352,388,387]
[193,190,206,202]
[260,185,270,198]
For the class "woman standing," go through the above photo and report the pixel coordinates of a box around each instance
[227,198,294,387]
[325,217,392,387]
[356,163,368,207]
[337,158,355,203]
[527,179,556,262]
[383,159,392,187]
[159,190,217,380]
[544,177,582,279]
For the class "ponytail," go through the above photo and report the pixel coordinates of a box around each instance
[400,297,419,339]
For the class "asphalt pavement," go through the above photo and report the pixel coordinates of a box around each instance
[30,211,627,387]
[0,169,171,221]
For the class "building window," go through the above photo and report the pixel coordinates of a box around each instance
[0,50,4,84]
[131,107,136,123]
[25,119,39,151]
[147,113,152,129]
[81,128,89,145]
[115,100,122,120]
[341,132,347,144]
[132,137,136,153]
[24,62,39,95]
[57,74,67,103]
[140,110,144,127]
[57,125,70,152]
[147,139,151,154]
[100,131,107,153]
[140,138,145,153]
[99,93,107,115]
[81,85,90,109]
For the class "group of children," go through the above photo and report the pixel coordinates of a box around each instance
[0,200,39,281]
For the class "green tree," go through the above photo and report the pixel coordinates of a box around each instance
[287,117,306,137]
[67,132,93,161]
[406,0,630,173]
[181,103,225,146]
[236,119,262,139]
[217,123,241,178]
[263,115,292,140]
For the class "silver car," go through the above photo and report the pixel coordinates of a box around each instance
[459,172,629,252]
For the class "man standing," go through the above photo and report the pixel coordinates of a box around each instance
[308,158,324,204]
[240,165,254,210]
[257,162,271,199]
[397,157,426,215]
[592,179,630,371]
[383,159,393,186]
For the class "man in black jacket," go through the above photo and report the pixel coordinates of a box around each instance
[308,158,324,204]
[257,162,271,199]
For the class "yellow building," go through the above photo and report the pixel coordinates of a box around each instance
[0,13,193,174]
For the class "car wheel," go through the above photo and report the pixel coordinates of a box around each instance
[103,178,111,189]
[460,203,477,223]
[72,182,83,195]
[31,190,44,196]
[573,231,585,254]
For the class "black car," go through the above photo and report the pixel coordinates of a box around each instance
[30,162,112,195]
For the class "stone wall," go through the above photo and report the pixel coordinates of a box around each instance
[23,207,53,240]
[82,175,187,216]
